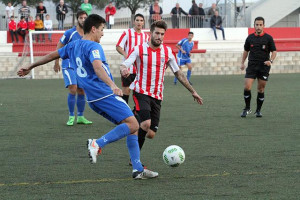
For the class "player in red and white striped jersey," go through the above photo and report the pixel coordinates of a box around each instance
[116,13,149,104]
[120,20,203,158]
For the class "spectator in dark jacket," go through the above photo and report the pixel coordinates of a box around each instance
[56,0,68,30]
[210,11,225,40]
[189,0,199,28]
[36,2,47,22]
[170,3,189,28]
[198,3,205,28]
[149,0,163,26]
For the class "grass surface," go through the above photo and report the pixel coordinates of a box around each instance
[0,74,299,199]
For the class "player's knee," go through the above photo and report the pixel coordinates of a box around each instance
[125,116,139,133]
[68,85,77,94]
[77,88,85,95]
[140,120,151,132]
[146,130,156,139]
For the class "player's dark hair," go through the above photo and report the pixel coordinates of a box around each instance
[188,32,194,35]
[150,20,167,32]
[83,14,106,34]
[20,16,25,20]
[134,13,144,21]
[254,16,265,25]
[77,10,88,19]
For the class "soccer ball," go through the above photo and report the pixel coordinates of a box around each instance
[162,145,185,167]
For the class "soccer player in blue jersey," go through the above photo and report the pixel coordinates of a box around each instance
[53,10,92,126]
[174,32,194,85]
[17,14,158,179]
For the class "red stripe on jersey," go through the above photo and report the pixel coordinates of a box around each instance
[138,45,144,93]
[134,32,138,46]
[159,45,169,100]
[128,29,132,53]
[146,48,153,93]
[116,32,126,47]
[153,49,161,99]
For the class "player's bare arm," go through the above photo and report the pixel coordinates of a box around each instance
[93,60,123,96]
[240,50,249,70]
[174,70,203,105]
[116,46,127,58]
[264,51,277,66]
[18,51,60,77]
[54,41,65,72]
[175,43,186,54]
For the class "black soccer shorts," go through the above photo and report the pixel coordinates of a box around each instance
[133,91,161,132]
[245,61,271,81]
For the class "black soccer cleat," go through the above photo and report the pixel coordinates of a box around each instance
[241,108,252,117]
[255,111,262,118]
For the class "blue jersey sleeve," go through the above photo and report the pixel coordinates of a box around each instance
[58,45,70,60]
[177,38,186,46]
[88,43,106,63]
[60,29,72,45]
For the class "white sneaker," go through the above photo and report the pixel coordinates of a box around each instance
[133,168,159,179]
[87,139,101,164]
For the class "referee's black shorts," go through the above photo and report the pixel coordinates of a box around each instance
[133,91,161,132]
[121,74,136,87]
[245,61,271,81]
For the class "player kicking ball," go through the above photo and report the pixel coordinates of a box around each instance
[17,14,158,180]
[174,32,194,85]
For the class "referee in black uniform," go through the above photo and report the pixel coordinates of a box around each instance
[240,16,277,117]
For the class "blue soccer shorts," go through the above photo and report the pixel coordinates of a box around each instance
[62,68,82,88]
[177,58,191,66]
[88,94,134,124]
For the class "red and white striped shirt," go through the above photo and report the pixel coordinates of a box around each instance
[122,42,179,100]
[116,28,149,74]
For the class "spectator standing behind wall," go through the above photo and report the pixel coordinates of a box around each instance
[189,0,199,28]
[18,0,30,22]
[198,3,205,28]
[170,3,189,29]
[207,3,219,16]
[34,15,45,43]
[36,2,47,22]
[44,14,53,42]
[6,2,15,29]
[149,0,163,26]
[105,2,116,29]
[56,0,68,30]
[6,2,15,18]
[81,0,93,15]
[210,11,225,40]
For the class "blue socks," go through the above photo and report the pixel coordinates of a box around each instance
[187,70,192,81]
[96,123,130,148]
[68,94,86,116]
[174,76,177,84]
[67,93,76,116]
[127,135,144,172]
[77,94,85,116]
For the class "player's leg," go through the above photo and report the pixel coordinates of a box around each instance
[241,64,257,117]
[186,61,192,85]
[87,95,158,178]
[145,98,161,139]
[63,68,77,125]
[241,78,255,117]
[255,69,269,117]
[76,88,92,124]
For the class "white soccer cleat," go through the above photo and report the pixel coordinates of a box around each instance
[87,139,101,164]
[133,168,159,179]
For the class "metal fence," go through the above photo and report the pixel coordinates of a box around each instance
[1,13,229,31]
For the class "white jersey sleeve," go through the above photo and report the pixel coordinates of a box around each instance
[167,49,180,73]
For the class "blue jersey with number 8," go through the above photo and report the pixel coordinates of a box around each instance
[58,40,114,102]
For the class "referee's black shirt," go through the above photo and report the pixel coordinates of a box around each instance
[244,32,276,62]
